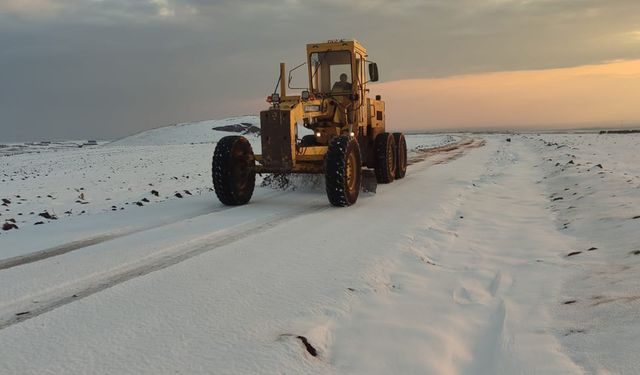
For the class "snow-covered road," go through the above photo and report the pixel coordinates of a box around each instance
[1,131,639,374]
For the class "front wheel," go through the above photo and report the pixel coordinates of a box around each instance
[325,136,362,207]
[212,136,256,205]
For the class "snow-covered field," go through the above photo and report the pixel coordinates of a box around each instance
[1,121,638,374]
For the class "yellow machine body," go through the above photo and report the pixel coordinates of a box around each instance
[256,39,386,174]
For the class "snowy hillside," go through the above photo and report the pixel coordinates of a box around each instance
[1,123,638,374]
[109,116,261,147]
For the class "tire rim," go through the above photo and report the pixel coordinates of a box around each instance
[387,139,396,175]
[346,149,357,193]
[232,144,250,190]
[399,138,406,171]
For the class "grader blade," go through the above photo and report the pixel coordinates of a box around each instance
[361,169,377,193]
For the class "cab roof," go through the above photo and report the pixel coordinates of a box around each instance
[306,39,367,57]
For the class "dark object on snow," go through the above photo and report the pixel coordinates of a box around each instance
[566,251,582,257]
[563,300,577,305]
[552,197,563,201]
[174,192,183,198]
[2,222,18,230]
[212,123,260,135]
[594,164,603,169]
[1,198,10,204]
[34,221,44,225]
[135,201,144,206]
[587,247,598,251]
[183,190,192,195]
[296,336,317,357]
[599,129,640,134]
[630,250,640,256]
[38,211,57,220]
[141,198,149,203]
[506,138,511,142]
[151,190,159,196]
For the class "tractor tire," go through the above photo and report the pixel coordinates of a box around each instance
[393,132,407,179]
[374,132,396,183]
[212,136,256,206]
[325,136,362,207]
[300,134,317,147]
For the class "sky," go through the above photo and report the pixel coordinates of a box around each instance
[1,0,640,141]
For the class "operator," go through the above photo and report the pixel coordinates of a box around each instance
[331,73,352,93]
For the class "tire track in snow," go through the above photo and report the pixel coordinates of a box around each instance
[0,137,482,329]
[0,139,479,272]
[0,204,328,330]
[408,138,484,166]
[0,190,287,271]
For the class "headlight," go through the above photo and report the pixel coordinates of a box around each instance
[304,105,321,112]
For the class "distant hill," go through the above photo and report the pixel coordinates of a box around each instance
[109,116,260,146]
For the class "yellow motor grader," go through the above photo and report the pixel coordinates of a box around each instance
[212,39,406,206]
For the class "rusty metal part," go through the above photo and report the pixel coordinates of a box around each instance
[260,109,295,171]
[255,161,324,174]
[361,169,377,193]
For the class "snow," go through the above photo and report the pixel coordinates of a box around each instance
[1,122,639,374]
[529,133,640,375]
[109,116,260,147]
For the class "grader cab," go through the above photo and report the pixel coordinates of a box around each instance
[212,39,407,207]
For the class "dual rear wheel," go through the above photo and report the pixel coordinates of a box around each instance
[375,132,407,183]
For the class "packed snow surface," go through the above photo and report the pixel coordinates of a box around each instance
[1,120,638,374]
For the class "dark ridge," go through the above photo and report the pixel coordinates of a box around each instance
[599,129,640,134]
[567,251,582,257]
[564,329,586,336]
[212,123,260,135]
[38,211,57,220]
[296,336,318,357]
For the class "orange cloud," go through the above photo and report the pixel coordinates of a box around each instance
[373,60,640,131]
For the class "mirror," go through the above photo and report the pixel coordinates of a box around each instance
[287,61,308,90]
[368,63,379,82]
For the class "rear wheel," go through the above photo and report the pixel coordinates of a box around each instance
[374,132,396,183]
[212,136,256,205]
[393,132,407,179]
[325,136,361,206]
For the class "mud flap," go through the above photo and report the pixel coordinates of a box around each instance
[361,169,377,193]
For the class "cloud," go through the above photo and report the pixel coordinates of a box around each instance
[376,59,640,130]
[2,0,640,141]
[0,0,60,16]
